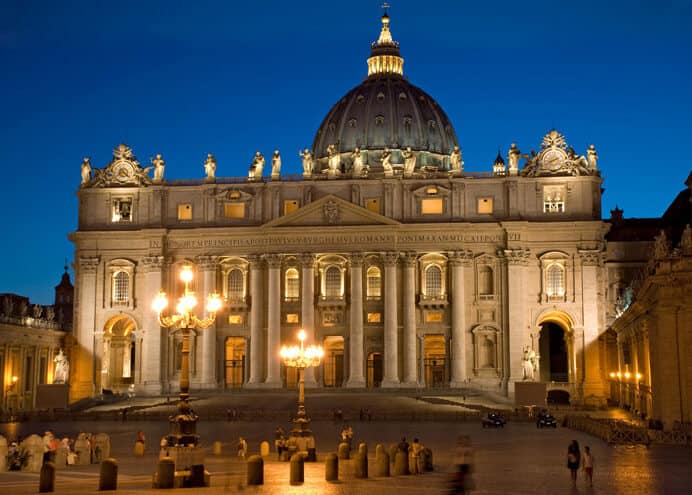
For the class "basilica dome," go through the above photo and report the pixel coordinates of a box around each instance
[312,12,459,165]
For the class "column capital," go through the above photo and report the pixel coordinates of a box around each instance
[195,255,218,271]
[448,250,474,266]
[578,249,604,266]
[400,251,418,266]
[298,253,316,268]
[382,251,399,266]
[264,253,283,268]
[247,254,264,266]
[350,252,365,267]
[502,248,531,266]
[141,255,166,272]
[79,256,100,273]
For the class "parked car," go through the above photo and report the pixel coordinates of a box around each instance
[536,410,558,428]
[482,411,507,428]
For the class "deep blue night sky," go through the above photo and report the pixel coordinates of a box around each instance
[1,0,691,303]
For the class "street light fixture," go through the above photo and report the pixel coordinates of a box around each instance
[280,329,324,438]
[152,265,222,447]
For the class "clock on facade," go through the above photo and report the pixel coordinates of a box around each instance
[542,149,564,171]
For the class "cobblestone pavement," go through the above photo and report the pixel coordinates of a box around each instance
[0,392,689,494]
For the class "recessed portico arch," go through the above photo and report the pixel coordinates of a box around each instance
[102,314,138,393]
[534,310,575,385]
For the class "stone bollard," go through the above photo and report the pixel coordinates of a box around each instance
[375,451,390,477]
[39,462,56,493]
[325,453,338,482]
[247,455,264,485]
[99,458,118,491]
[213,441,222,456]
[289,453,304,485]
[358,442,367,457]
[354,452,368,479]
[393,451,409,476]
[423,448,433,472]
[155,457,175,489]
[337,442,350,460]
[375,444,385,460]
[260,441,270,457]
[388,444,398,464]
[134,442,145,457]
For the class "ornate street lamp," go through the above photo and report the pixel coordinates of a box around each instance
[280,329,324,438]
[152,265,222,447]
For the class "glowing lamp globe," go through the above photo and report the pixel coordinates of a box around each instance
[152,291,169,313]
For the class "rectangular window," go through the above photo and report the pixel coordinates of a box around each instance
[367,312,381,323]
[228,314,243,325]
[284,200,299,215]
[365,198,381,214]
[224,203,245,219]
[286,313,300,324]
[543,186,566,213]
[112,198,133,222]
[425,311,444,323]
[421,198,443,215]
[177,203,193,220]
[477,197,493,214]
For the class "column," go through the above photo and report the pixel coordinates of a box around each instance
[265,254,282,387]
[247,255,264,386]
[579,250,605,401]
[140,256,165,395]
[346,254,365,387]
[72,256,100,402]
[299,254,317,387]
[197,255,218,389]
[381,252,400,387]
[449,250,472,387]
[504,248,530,397]
[401,252,418,387]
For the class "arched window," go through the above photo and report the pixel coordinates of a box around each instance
[546,263,565,298]
[112,271,129,305]
[479,266,494,298]
[285,268,299,300]
[366,266,381,298]
[227,269,244,301]
[325,266,341,298]
[425,265,442,297]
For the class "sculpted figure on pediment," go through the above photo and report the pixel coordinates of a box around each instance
[403,146,416,177]
[80,157,92,186]
[151,153,165,182]
[351,147,364,178]
[449,145,462,174]
[326,144,340,177]
[271,150,281,178]
[508,143,520,173]
[299,148,314,177]
[205,153,217,180]
[587,144,598,170]
[381,147,393,177]
[248,151,264,181]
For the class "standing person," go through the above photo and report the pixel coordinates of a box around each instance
[566,440,581,484]
[582,446,594,485]
[237,437,248,460]
[410,438,424,474]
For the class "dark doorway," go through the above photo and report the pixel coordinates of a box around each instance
[539,323,569,382]
[547,389,570,405]
[367,353,383,388]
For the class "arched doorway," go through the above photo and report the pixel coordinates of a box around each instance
[539,322,569,382]
[322,336,344,387]
[424,335,446,388]
[367,352,383,388]
[102,315,137,393]
[224,337,245,389]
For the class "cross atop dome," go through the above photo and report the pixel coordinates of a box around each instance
[368,6,404,77]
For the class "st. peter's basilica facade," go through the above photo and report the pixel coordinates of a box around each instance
[70,12,611,406]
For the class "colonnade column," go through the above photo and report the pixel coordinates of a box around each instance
[401,252,418,387]
[265,254,282,387]
[197,255,218,389]
[140,256,165,395]
[503,248,530,397]
[578,250,605,401]
[300,254,317,387]
[72,256,100,402]
[247,255,264,386]
[449,250,472,387]
[346,253,365,387]
[381,251,400,387]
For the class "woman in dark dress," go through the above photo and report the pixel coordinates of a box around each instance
[566,440,581,483]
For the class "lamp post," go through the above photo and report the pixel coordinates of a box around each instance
[280,329,324,438]
[152,265,221,447]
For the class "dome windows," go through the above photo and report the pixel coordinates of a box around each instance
[399,92,407,100]
[375,115,385,126]
[356,94,365,104]
[376,92,385,102]
[428,120,437,129]
[348,118,357,128]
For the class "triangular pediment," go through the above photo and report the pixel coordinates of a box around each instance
[263,194,400,228]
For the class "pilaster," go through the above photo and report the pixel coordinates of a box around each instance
[449,250,473,387]
[196,255,218,389]
[246,255,265,386]
[381,251,400,387]
[578,249,605,401]
[503,248,530,397]
[346,253,366,387]
[71,256,99,402]
[401,252,418,387]
[139,256,166,395]
[299,254,318,387]
[264,254,283,387]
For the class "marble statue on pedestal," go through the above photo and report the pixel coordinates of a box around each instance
[403,146,416,177]
[587,144,598,170]
[508,143,520,174]
[351,147,364,177]
[299,148,314,176]
[54,349,70,384]
[381,147,393,177]
[151,154,165,182]
[204,153,217,180]
[522,345,536,381]
[449,146,462,174]
[80,157,92,185]
[271,150,281,179]
[327,144,340,177]
[249,151,265,180]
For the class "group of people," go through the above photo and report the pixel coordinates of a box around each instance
[397,436,428,475]
[566,440,594,485]
[340,426,354,450]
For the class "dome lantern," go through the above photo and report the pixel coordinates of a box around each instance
[367,6,404,77]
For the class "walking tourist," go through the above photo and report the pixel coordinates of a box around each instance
[582,445,594,485]
[566,440,581,483]
[237,436,248,460]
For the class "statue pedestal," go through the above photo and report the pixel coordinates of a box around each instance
[36,384,69,410]
[514,382,547,407]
